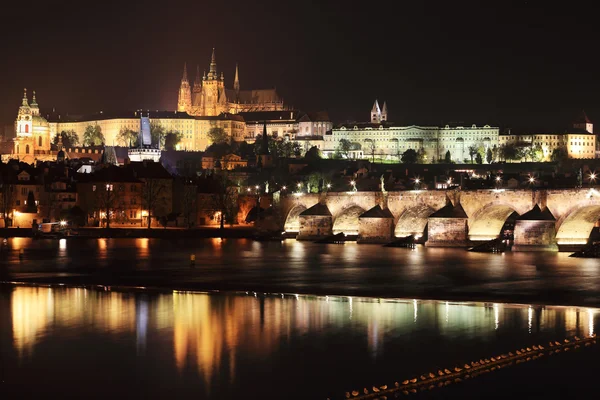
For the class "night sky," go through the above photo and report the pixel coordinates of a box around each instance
[1,1,598,132]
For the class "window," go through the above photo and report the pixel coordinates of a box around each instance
[21,188,27,195]
[92,185,96,192]
[25,125,28,134]
[39,136,42,147]
[16,200,20,206]
[25,145,30,154]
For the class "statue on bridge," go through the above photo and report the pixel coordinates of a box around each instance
[380,174,386,193]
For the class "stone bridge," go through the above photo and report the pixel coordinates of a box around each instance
[279,188,600,250]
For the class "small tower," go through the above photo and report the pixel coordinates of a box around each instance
[16,88,32,136]
[30,90,40,116]
[234,63,240,94]
[573,110,593,133]
[371,100,381,123]
[381,101,388,122]
[177,63,192,113]
[192,65,202,103]
[207,48,218,80]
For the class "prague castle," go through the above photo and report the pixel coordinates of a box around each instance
[177,49,285,116]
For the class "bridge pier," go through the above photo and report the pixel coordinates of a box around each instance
[357,205,394,244]
[512,205,558,251]
[425,203,470,247]
[297,203,332,240]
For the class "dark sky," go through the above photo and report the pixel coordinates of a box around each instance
[1,1,598,131]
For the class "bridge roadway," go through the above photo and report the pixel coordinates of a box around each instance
[278,188,600,250]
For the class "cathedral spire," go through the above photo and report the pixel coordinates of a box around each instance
[31,90,38,106]
[182,63,189,82]
[194,65,201,85]
[22,88,29,106]
[208,48,217,79]
[234,63,240,92]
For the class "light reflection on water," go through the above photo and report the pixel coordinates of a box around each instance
[4,285,599,399]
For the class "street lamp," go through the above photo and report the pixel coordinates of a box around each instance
[413,177,421,190]
[495,175,502,189]
[350,180,357,192]
[589,172,597,187]
[282,186,287,191]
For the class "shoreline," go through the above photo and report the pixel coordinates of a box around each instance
[2,278,599,310]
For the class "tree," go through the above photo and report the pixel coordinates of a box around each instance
[486,147,493,164]
[208,127,229,145]
[444,150,452,163]
[401,149,418,164]
[54,130,79,148]
[491,145,499,163]
[141,179,168,228]
[475,152,483,164]
[336,138,352,159]
[0,180,16,227]
[180,182,197,228]
[468,145,478,164]
[305,146,321,161]
[82,125,105,146]
[417,148,427,163]
[292,142,302,157]
[210,172,238,229]
[500,143,521,162]
[117,128,139,147]
[150,122,166,149]
[164,131,183,151]
[95,183,120,229]
[551,147,569,163]
[365,139,376,162]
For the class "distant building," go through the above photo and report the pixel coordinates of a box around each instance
[177,49,285,116]
[499,111,596,160]
[321,101,499,162]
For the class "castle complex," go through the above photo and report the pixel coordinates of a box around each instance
[177,49,285,116]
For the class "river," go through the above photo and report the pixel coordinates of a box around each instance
[1,238,600,399]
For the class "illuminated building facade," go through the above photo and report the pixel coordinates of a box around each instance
[498,112,596,160]
[177,49,285,117]
[322,102,499,162]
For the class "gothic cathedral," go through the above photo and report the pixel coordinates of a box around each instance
[177,49,285,116]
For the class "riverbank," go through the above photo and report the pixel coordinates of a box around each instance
[0,226,259,239]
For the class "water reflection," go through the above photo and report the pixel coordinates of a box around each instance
[6,286,600,399]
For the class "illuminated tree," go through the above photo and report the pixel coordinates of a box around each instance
[164,131,183,150]
[208,127,229,145]
[150,122,166,149]
[82,125,105,146]
[486,147,493,164]
[117,128,139,147]
[54,130,79,147]
[468,145,478,164]
[444,150,452,163]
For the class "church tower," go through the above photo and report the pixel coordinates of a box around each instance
[573,110,593,133]
[234,63,240,94]
[381,101,388,122]
[371,100,381,123]
[177,63,192,113]
[16,88,32,136]
[200,48,227,116]
[192,65,202,106]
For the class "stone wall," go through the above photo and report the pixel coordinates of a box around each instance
[358,218,393,244]
[297,215,332,240]
[426,217,469,247]
[513,220,558,251]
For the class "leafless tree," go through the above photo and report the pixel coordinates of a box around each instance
[0,182,16,227]
[181,182,197,228]
[141,179,168,228]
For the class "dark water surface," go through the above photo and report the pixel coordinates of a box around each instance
[1,238,600,306]
[0,285,598,399]
[1,238,600,399]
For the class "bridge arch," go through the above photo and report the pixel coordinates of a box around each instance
[394,205,435,238]
[468,203,519,241]
[283,204,307,233]
[556,204,600,245]
[332,205,366,235]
